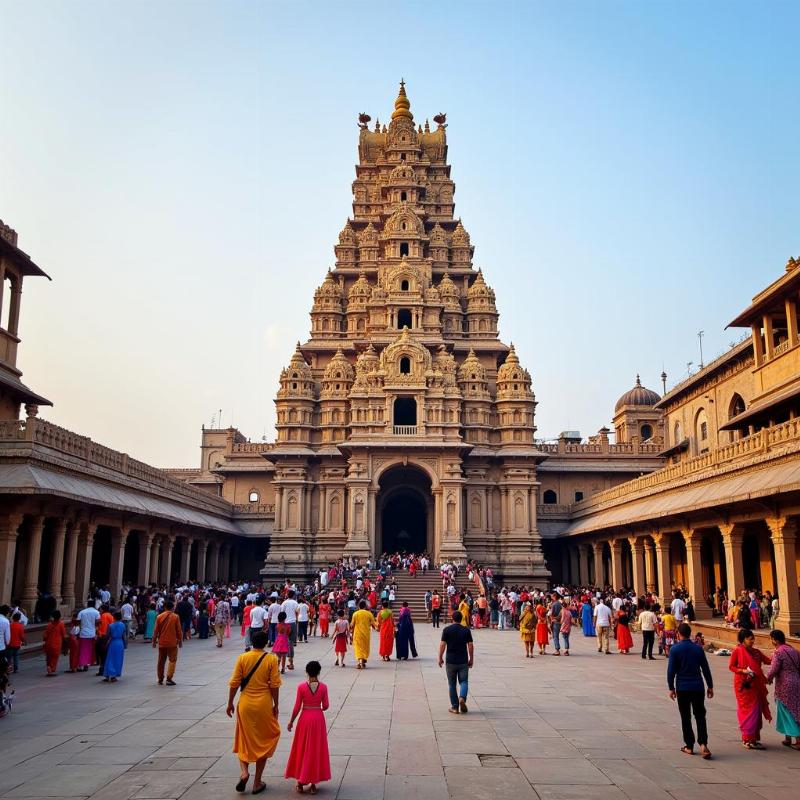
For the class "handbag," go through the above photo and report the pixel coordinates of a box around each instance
[239,653,267,692]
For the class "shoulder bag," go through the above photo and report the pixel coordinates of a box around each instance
[239,653,268,693]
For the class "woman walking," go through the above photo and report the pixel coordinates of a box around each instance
[581,599,595,637]
[766,629,800,750]
[616,609,634,654]
[284,660,331,795]
[729,628,772,749]
[318,600,331,638]
[395,602,418,660]
[332,609,349,667]
[143,602,157,642]
[350,600,377,670]
[559,601,572,656]
[535,602,549,655]
[378,601,395,661]
[226,629,281,795]
[272,612,291,674]
[42,610,66,676]
[103,611,127,682]
[519,602,535,658]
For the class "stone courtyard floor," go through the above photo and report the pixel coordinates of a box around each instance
[2,621,799,800]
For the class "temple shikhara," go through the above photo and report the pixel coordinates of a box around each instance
[0,82,799,636]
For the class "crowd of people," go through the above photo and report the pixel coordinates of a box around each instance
[1,560,799,791]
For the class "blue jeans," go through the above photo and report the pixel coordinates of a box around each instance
[445,663,469,709]
[552,623,562,651]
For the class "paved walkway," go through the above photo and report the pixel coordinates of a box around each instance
[2,621,799,799]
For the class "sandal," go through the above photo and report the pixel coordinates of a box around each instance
[236,776,249,792]
[309,786,317,795]
[680,747,693,756]
[295,782,305,794]
[700,747,711,760]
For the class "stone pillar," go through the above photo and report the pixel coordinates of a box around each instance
[61,520,80,611]
[197,540,208,583]
[652,533,672,604]
[220,544,230,583]
[109,526,129,600]
[719,523,745,602]
[643,538,655,592]
[765,517,800,635]
[149,536,161,586]
[160,537,174,586]
[610,539,624,590]
[20,515,45,609]
[578,545,589,586]
[569,547,580,586]
[179,538,191,583]
[591,541,604,586]
[74,523,97,607]
[138,532,154,587]
[47,517,68,603]
[208,542,220,583]
[682,528,711,619]
[629,537,647,598]
[0,512,23,604]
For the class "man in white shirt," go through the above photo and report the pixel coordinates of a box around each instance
[296,599,309,642]
[77,600,101,671]
[281,590,300,670]
[611,595,623,612]
[671,596,687,622]
[120,600,135,639]
[230,593,240,624]
[267,597,282,645]
[0,605,11,653]
[594,601,613,654]
[638,606,658,660]
[247,599,267,652]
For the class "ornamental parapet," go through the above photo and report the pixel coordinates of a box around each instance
[233,503,276,517]
[573,415,800,513]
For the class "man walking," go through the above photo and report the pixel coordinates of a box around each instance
[639,603,658,660]
[667,622,713,758]
[549,593,564,655]
[594,599,613,654]
[431,591,442,628]
[281,590,299,671]
[213,594,230,648]
[438,610,474,715]
[152,599,183,686]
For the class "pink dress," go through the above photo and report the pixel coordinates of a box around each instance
[284,682,331,785]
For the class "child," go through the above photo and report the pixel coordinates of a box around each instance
[662,609,677,654]
[7,612,25,673]
[285,660,331,795]
[332,609,349,667]
[272,611,290,673]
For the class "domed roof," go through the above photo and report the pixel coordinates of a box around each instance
[429,223,448,246]
[323,348,355,382]
[338,221,356,245]
[451,220,470,247]
[615,375,661,411]
[315,270,343,299]
[497,343,530,384]
[467,269,495,302]
[458,348,487,383]
[437,272,460,306]
[348,271,372,303]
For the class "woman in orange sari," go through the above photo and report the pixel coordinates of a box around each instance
[43,610,66,676]
[729,628,772,749]
[318,600,331,638]
[378,601,395,661]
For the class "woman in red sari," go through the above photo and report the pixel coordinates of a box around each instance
[318,601,331,638]
[616,609,634,654]
[535,603,549,655]
[729,628,772,749]
[43,610,66,676]
[377,601,395,661]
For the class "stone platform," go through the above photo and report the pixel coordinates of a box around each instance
[2,620,799,799]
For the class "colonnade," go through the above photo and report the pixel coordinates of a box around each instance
[563,515,800,634]
[0,507,240,613]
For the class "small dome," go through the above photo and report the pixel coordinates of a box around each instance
[338,221,356,245]
[458,348,487,383]
[451,220,470,247]
[615,375,661,411]
[467,270,495,303]
[429,223,448,247]
[323,348,355,382]
[348,271,372,304]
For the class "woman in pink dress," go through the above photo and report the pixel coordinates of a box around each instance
[285,660,331,794]
[332,609,349,667]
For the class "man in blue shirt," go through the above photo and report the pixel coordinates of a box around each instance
[667,623,714,758]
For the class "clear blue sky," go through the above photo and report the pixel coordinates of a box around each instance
[1,1,797,466]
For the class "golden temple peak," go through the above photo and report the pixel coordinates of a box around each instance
[391,79,413,121]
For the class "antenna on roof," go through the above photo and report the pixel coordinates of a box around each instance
[686,361,693,376]
[697,330,705,369]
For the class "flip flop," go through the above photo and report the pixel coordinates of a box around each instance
[680,747,693,756]
[236,777,249,792]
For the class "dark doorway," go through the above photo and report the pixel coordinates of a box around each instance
[394,397,417,426]
[378,465,432,555]
[397,308,412,328]
[742,533,761,590]
[382,490,427,553]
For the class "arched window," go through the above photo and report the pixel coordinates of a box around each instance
[400,279,409,291]
[729,393,746,419]
[397,309,412,328]
[399,356,411,374]
[574,490,584,502]
[248,490,259,503]
[640,423,653,441]
[674,421,682,443]
[695,408,709,453]
[400,242,409,257]
[542,489,558,505]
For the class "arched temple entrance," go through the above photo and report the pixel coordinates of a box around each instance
[376,465,433,555]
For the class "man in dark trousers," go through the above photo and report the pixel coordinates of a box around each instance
[438,610,474,714]
[667,622,714,758]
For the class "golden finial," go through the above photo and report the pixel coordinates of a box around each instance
[392,79,413,121]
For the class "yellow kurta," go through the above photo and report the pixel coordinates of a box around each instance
[458,601,470,627]
[351,609,375,661]
[229,649,282,762]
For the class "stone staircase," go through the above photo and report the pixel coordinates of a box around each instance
[387,570,469,620]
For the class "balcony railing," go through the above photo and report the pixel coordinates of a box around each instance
[233,503,276,516]
[535,440,662,455]
[574,416,800,511]
[393,425,418,436]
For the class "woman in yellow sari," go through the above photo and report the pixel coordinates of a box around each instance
[350,599,378,670]
[226,629,281,795]
[519,602,536,658]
